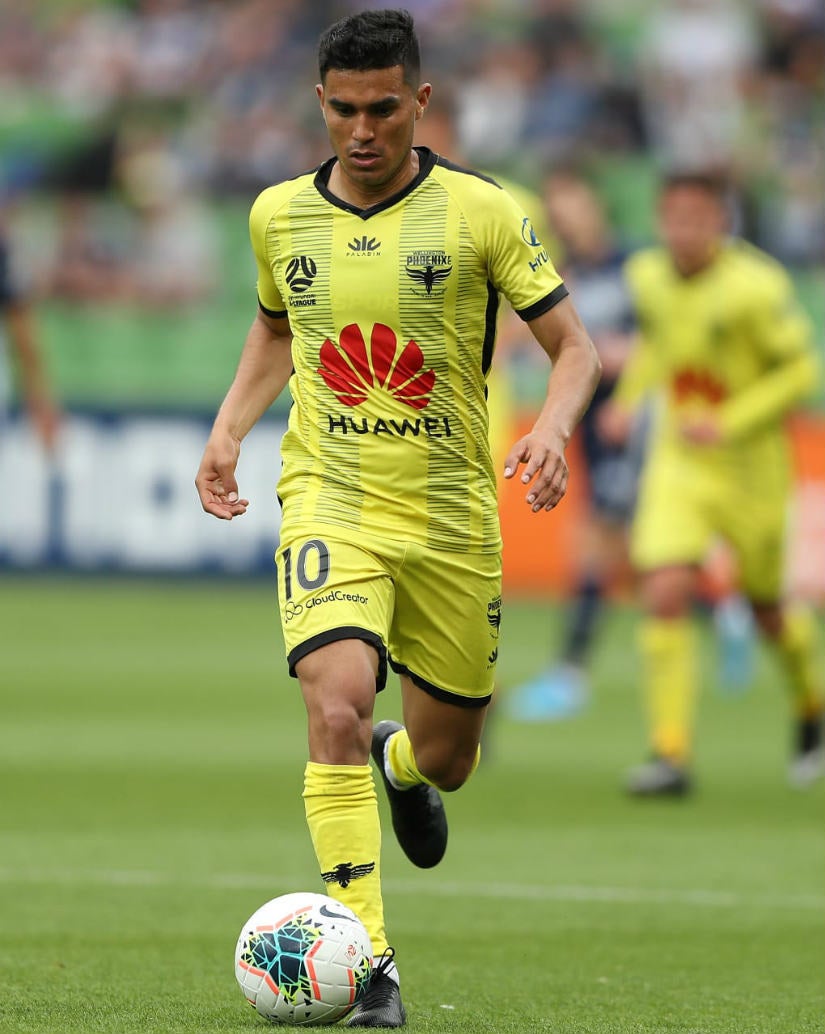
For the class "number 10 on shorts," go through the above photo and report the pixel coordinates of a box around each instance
[281,539,331,600]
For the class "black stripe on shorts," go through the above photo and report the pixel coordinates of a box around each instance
[389,658,492,709]
[287,626,388,692]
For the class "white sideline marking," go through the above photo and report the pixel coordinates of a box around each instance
[0,866,822,912]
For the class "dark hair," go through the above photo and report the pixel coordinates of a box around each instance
[660,172,728,203]
[318,9,420,86]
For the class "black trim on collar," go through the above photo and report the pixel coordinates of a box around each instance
[313,147,438,220]
[433,154,501,188]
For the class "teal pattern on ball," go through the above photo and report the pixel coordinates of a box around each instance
[241,913,322,1005]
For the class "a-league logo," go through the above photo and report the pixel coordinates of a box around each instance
[285,255,317,293]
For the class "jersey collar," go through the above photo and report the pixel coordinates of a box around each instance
[314,146,437,220]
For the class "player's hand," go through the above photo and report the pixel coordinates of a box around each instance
[596,401,633,446]
[680,415,722,446]
[503,427,568,512]
[195,431,249,520]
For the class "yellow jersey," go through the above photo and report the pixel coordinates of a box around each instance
[250,147,566,553]
[616,239,819,474]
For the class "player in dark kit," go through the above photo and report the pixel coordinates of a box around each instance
[0,233,60,449]
[196,10,600,1026]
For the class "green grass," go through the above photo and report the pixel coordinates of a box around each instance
[1,578,823,1033]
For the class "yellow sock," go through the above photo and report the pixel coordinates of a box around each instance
[302,762,387,956]
[775,606,823,719]
[638,617,697,764]
[386,728,481,789]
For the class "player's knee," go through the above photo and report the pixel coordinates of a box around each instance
[301,661,375,762]
[643,567,695,618]
[308,694,373,761]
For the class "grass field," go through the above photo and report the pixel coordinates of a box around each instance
[1,578,823,1033]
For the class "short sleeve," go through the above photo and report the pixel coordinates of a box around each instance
[249,190,287,317]
[478,187,568,320]
[750,263,813,364]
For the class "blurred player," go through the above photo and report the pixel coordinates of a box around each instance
[196,9,601,1026]
[0,229,60,450]
[600,173,823,796]
[506,170,642,721]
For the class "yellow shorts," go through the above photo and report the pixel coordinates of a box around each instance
[631,448,789,602]
[275,524,501,707]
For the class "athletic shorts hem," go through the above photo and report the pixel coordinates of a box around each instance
[389,658,492,709]
[288,626,388,692]
[631,554,704,574]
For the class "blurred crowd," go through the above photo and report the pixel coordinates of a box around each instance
[0,0,823,308]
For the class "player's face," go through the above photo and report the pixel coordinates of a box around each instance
[544,177,607,260]
[658,186,727,275]
[317,66,430,200]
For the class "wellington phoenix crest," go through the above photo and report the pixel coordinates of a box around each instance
[318,323,435,410]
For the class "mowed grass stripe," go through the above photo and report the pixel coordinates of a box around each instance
[0,866,823,912]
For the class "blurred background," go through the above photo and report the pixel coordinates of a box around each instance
[0,0,823,590]
[2,6,824,1031]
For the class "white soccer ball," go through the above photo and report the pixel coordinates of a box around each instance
[234,892,373,1026]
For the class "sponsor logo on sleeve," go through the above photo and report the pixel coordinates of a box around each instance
[521,218,550,273]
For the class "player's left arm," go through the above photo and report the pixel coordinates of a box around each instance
[503,297,601,511]
[4,299,61,451]
[714,270,820,443]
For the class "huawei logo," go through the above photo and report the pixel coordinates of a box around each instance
[318,323,435,410]
[673,368,727,405]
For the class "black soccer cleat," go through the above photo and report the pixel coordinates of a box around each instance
[345,951,406,1028]
[371,720,448,868]
[625,756,692,797]
[789,713,825,788]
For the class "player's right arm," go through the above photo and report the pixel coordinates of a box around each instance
[503,297,601,511]
[196,310,293,520]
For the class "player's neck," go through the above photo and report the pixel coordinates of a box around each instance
[672,243,721,279]
[328,149,420,210]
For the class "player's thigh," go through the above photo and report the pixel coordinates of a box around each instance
[388,546,501,707]
[631,458,713,572]
[275,530,395,687]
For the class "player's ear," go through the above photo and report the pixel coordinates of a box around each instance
[316,83,326,117]
[415,83,432,121]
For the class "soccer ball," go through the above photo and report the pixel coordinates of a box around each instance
[234,892,373,1026]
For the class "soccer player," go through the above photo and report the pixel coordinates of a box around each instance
[196,9,600,1027]
[0,230,60,450]
[600,173,823,797]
